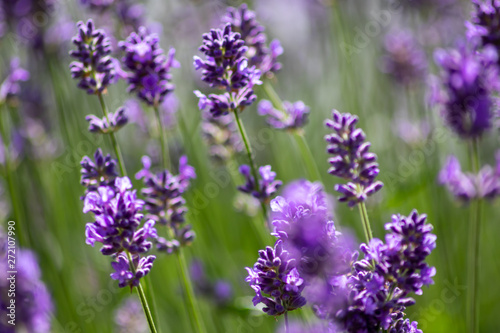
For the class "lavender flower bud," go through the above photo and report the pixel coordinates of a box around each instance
[258,100,309,130]
[245,240,306,316]
[110,253,156,288]
[223,4,283,78]
[69,19,116,94]
[467,0,500,60]
[238,164,282,203]
[119,27,179,106]
[80,148,118,192]
[86,107,128,134]
[0,58,30,102]
[433,44,499,138]
[324,110,383,206]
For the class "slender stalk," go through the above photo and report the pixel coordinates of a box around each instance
[356,190,373,244]
[232,109,268,218]
[125,251,158,333]
[292,131,322,182]
[262,81,283,109]
[284,312,289,333]
[96,93,127,176]
[466,139,481,333]
[175,250,207,333]
[153,106,170,169]
[153,103,205,333]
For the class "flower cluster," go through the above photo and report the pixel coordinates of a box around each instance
[80,148,118,193]
[0,58,30,103]
[119,27,179,106]
[238,164,282,203]
[69,19,116,94]
[258,100,310,130]
[86,107,128,134]
[223,4,283,78]
[439,154,500,201]
[0,229,53,333]
[79,0,115,11]
[324,110,383,206]
[200,111,243,162]
[245,240,307,316]
[380,31,427,87]
[82,176,157,287]
[193,24,261,117]
[332,211,435,332]
[433,44,499,138]
[135,155,196,253]
[467,0,500,57]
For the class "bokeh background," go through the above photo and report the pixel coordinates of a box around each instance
[1,0,499,332]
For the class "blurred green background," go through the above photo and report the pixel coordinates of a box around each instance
[1,0,499,332]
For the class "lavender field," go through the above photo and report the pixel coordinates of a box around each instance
[1,0,500,332]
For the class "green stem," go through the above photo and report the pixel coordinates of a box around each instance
[153,106,170,169]
[96,93,127,176]
[292,131,322,182]
[284,312,289,333]
[357,194,373,244]
[262,81,284,110]
[466,139,481,333]
[125,251,158,333]
[176,249,207,333]
[232,110,268,218]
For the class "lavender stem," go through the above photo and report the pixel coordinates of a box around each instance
[232,109,268,218]
[357,192,373,243]
[153,106,170,169]
[467,139,481,333]
[125,251,158,333]
[284,312,289,333]
[96,93,127,176]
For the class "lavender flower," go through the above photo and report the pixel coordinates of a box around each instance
[433,44,499,138]
[110,253,156,288]
[467,0,500,58]
[86,107,128,134]
[135,155,196,253]
[119,27,179,106]
[258,100,309,130]
[69,19,116,94]
[200,111,243,162]
[114,297,148,333]
[238,164,282,203]
[245,240,307,316]
[80,0,115,11]
[380,31,427,87]
[439,154,500,201]
[190,260,234,306]
[332,210,435,332]
[0,229,53,332]
[0,58,30,102]
[80,148,118,192]
[223,4,283,78]
[324,110,383,206]
[193,23,261,117]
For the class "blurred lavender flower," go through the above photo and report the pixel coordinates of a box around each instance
[80,0,115,11]
[119,27,179,106]
[116,1,146,35]
[0,58,30,102]
[238,164,282,203]
[439,154,500,201]
[193,23,261,117]
[69,19,116,94]
[114,297,148,333]
[245,240,307,316]
[467,0,500,58]
[190,260,234,306]
[324,110,383,206]
[223,4,283,78]
[201,111,243,162]
[276,321,332,333]
[86,107,128,134]
[80,148,118,193]
[0,230,53,332]
[433,44,500,138]
[258,100,309,130]
[82,176,157,287]
[380,31,427,87]
[271,180,353,279]
[135,155,196,253]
